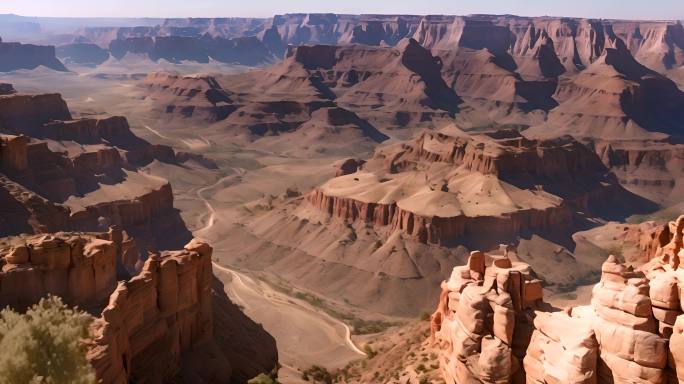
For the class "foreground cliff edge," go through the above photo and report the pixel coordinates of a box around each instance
[0,232,278,383]
[431,215,684,384]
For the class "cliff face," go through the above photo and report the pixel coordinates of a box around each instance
[0,233,278,383]
[71,14,684,78]
[56,43,110,66]
[306,188,573,246]
[431,214,684,384]
[304,129,642,247]
[0,41,67,72]
[142,72,236,122]
[108,35,274,65]
[0,89,192,252]
[87,238,214,383]
[0,232,120,313]
[0,93,71,134]
[595,141,684,205]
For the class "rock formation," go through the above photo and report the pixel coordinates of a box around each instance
[221,125,652,317]
[432,214,684,384]
[129,15,684,205]
[108,35,273,65]
[56,43,110,66]
[0,233,278,383]
[143,72,236,122]
[0,87,195,253]
[0,39,68,72]
[215,41,460,132]
[66,15,684,77]
[304,127,646,247]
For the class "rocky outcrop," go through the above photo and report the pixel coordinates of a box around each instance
[87,239,215,383]
[0,175,70,236]
[0,231,126,312]
[0,40,68,72]
[386,129,606,179]
[333,158,365,177]
[109,35,273,65]
[0,233,278,383]
[0,93,71,135]
[431,250,545,383]
[307,187,574,246]
[432,214,684,384]
[305,128,642,246]
[143,72,236,122]
[0,90,192,251]
[595,141,684,205]
[56,43,110,66]
[41,116,146,148]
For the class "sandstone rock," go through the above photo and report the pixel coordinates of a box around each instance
[306,128,631,249]
[433,217,684,384]
[433,251,544,383]
[88,237,217,382]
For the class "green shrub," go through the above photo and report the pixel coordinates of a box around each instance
[248,373,279,384]
[0,296,95,384]
[301,365,333,384]
[363,344,378,359]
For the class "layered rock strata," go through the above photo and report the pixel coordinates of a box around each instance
[87,238,214,383]
[0,89,193,250]
[0,233,278,383]
[142,72,236,122]
[75,15,684,77]
[305,128,637,246]
[432,214,684,384]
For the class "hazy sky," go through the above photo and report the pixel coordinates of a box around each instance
[1,0,682,20]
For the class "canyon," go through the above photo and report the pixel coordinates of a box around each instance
[1,8,684,384]
[0,83,279,383]
[23,15,684,73]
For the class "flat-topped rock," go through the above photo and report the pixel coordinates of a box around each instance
[305,128,634,246]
